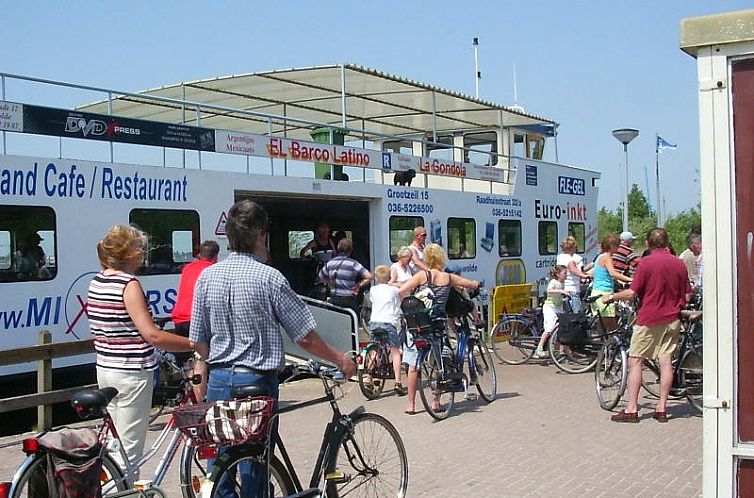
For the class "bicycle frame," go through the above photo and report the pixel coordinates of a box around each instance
[100,386,198,489]
[265,374,367,493]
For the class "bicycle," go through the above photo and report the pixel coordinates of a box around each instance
[357,325,404,400]
[640,308,703,413]
[546,299,603,375]
[9,352,208,498]
[404,288,497,421]
[177,360,409,498]
[594,300,638,410]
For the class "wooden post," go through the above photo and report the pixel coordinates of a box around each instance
[36,330,52,431]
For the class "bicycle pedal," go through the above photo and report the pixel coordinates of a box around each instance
[325,472,349,484]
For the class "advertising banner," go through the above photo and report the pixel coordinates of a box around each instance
[19,103,215,151]
[214,129,505,183]
[0,101,23,132]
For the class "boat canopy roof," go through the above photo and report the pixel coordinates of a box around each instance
[680,9,754,57]
[78,63,557,141]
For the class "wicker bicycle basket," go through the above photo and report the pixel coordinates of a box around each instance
[173,396,275,447]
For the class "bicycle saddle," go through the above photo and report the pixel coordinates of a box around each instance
[71,387,118,418]
[231,384,273,399]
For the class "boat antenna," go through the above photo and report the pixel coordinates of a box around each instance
[510,63,525,113]
[473,37,481,98]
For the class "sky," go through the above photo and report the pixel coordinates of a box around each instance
[1,1,751,216]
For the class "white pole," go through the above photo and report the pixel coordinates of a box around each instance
[473,38,480,98]
[623,144,629,233]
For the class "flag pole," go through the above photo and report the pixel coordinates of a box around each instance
[655,133,662,227]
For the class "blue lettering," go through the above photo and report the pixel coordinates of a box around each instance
[0,309,23,329]
[101,167,113,198]
[44,163,57,196]
[26,297,52,327]
[163,288,177,314]
[145,289,161,315]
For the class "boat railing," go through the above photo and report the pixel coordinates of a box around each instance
[0,71,520,193]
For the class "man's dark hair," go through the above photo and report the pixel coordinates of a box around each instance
[226,200,268,254]
[646,228,670,250]
[199,240,220,259]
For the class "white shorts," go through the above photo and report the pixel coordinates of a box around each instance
[543,304,561,334]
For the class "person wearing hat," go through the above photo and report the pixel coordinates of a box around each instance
[611,231,641,288]
[15,232,47,280]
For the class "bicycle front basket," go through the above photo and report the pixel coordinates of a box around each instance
[174,396,275,447]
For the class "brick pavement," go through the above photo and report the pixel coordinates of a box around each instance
[0,359,701,497]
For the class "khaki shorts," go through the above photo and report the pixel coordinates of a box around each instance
[629,320,681,359]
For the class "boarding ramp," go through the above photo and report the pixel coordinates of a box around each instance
[283,297,358,361]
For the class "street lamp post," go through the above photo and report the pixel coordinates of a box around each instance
[611,128,639,233]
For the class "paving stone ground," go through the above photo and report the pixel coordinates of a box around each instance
[0,358,702,497]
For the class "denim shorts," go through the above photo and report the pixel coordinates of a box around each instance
[369,322,401,348]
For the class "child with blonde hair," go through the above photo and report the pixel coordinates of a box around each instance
[367,265,406,395]
[534,265,570,358]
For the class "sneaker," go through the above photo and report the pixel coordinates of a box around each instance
[533,350,547,359]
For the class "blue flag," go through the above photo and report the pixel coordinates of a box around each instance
[657,135,677,150]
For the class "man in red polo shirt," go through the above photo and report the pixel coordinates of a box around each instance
[602,228,690,423]
[172,240,220,339]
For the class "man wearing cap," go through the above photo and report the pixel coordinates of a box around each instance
[612,231,641,287]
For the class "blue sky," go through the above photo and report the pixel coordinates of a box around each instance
[2,1,750,215]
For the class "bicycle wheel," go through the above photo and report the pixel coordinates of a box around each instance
[324,412,409,498]
[680,346,703,414]
[490,316,536,365]
[641,359,685,400]
[418,350,455,420]
[11,452,127,498]
[594,336,628,411]
[358,344,386,400]
[205,449,295,498]
[547,331,597,374]
[471,338,497,402]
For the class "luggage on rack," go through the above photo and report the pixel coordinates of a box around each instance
[37,428,103,498]
[557,312,594,346]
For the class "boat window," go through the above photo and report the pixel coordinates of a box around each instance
[129,209,200,276]
[568,222,585,254]
[464,132,497,165]
[0,205,57,283]
[498,220,522,257]
[289,230,315,258]
[425,135,454,162]
[512,133,526,158]
[528,136,545,160]
[389,216,424,262]
[383,140,413,155]
[447,218,476,260]
[538,221,558,255]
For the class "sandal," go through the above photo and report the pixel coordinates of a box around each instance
[394,383,407,396]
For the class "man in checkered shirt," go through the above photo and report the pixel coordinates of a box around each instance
[189,200,356,497]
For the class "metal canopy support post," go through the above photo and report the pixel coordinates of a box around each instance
[431,90,438,142]
[283,103,288,177]
[268,117,274,175]
[196,106,202,170]
[329,128,334,179]
[362,118,367,183]
[554,123,560,164]
[340,64,347,129]
[182,84,186,168]
[1,74,6,154]
[107,92,114,163]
